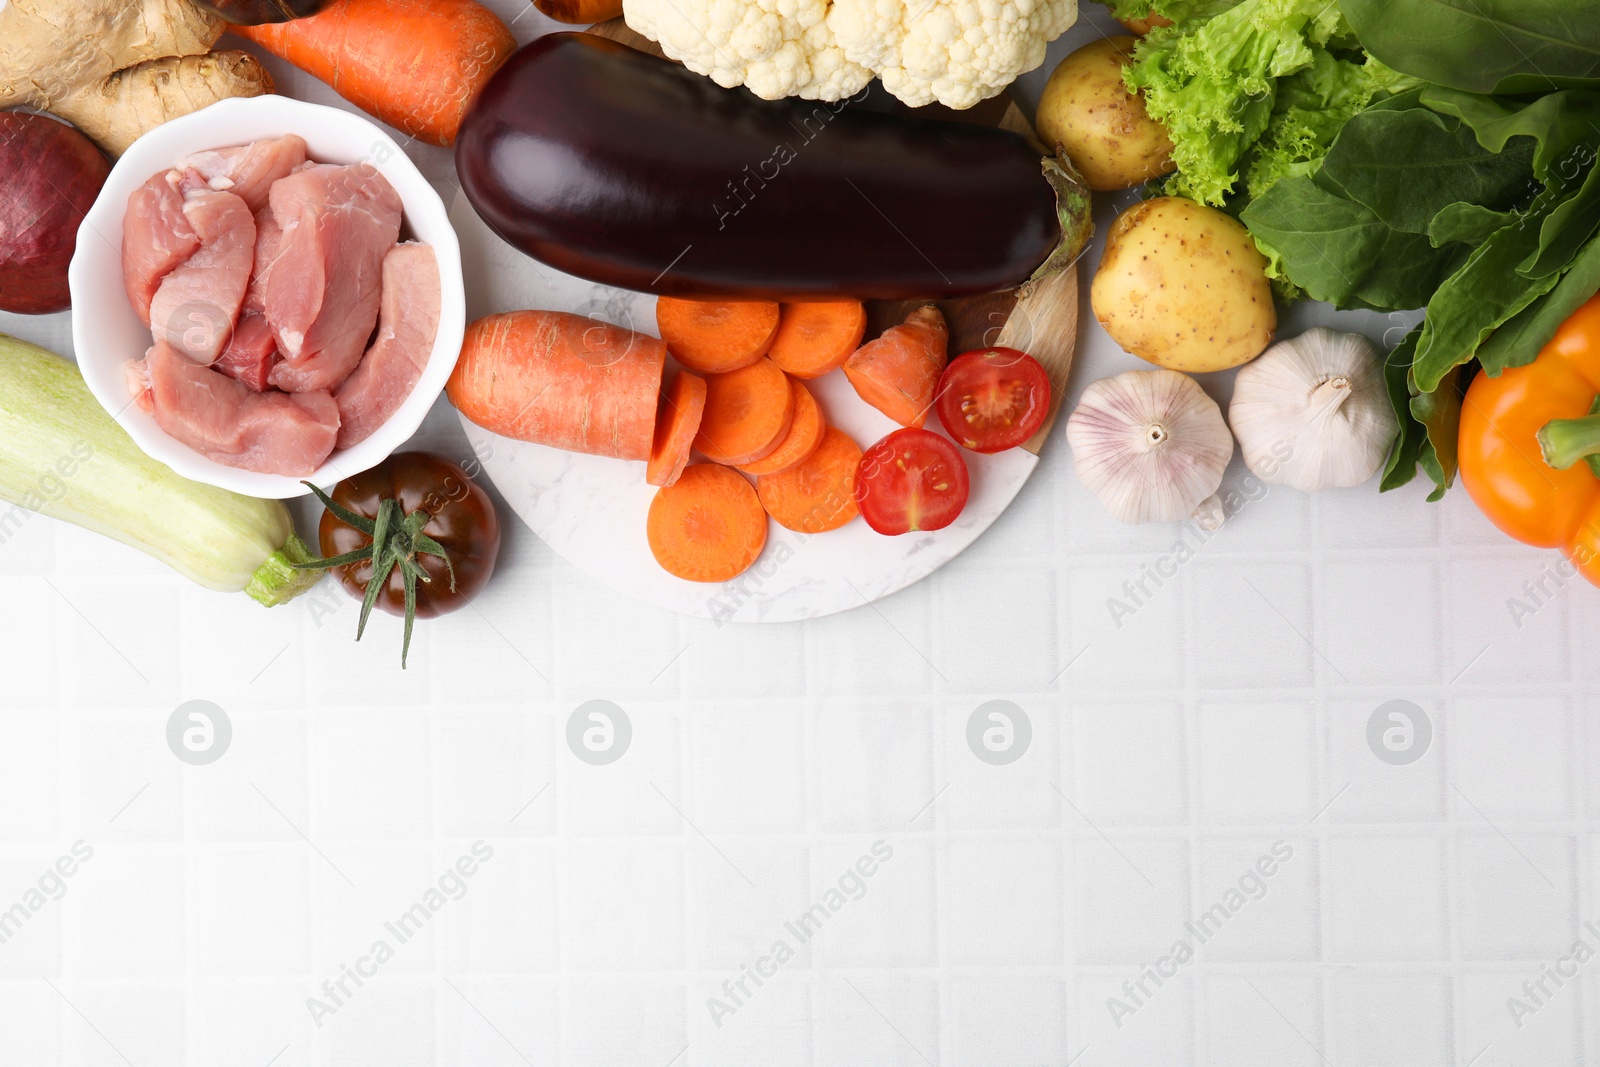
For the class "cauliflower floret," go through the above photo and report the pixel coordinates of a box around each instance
[623,0,874,100]
[832,0,1078,108]
[624,0,1077,109]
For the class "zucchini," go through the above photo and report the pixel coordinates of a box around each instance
[0,334,318,605]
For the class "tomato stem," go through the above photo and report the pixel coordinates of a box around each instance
[293,482,458,668]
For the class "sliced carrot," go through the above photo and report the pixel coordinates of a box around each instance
[738,377,824,476]
[767,300,868,378]
[756,427,863,533]
[694,358,794,466]
[647,463,768,582]
[647,369,707,488]
[843,305,949,428]
[448,311,666,460]
[656,297,780,374]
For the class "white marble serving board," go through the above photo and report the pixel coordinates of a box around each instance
[449,191,1042,623]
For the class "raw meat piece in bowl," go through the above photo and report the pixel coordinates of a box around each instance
[148,188,255,365]
[334,242,440,449]
[265,163,403,393]
[132,341,340,476]
[122,170,199,327]
[177,135,308,212]
[245,206,282,316]
[213,312,280,391]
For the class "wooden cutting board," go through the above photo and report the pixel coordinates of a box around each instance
[584,18,1081,455]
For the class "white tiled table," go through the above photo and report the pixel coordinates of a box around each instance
[1,3,1594,1065]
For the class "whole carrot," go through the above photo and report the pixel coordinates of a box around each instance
[234,0,516,147]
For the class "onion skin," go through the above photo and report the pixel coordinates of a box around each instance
[0,112,110,315]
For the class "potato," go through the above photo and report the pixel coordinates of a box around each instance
[1091,197,1276,373]
[1035,36,1173,192]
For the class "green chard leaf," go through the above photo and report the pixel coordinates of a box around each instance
[1420,87,1600,184]
[1340,0,1600,94]
[1312,105,1538,233]
[1427,202,1523,247]
[1411,190,1566,393]
[1380,326,1427,491]
[1417,440,1450,503]
[1479,233,1600,375]
[1411,364,1466,498]
[1522,161,1600,277]
[1240,176,1466,310]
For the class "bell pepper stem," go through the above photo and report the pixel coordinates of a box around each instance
[1538,413,1600,473]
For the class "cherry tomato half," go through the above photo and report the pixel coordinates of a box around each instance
[854,427,971,535]
[934,346,1051,453]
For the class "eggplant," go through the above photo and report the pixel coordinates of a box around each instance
[191,0,330,24]
[455,32,1089,301]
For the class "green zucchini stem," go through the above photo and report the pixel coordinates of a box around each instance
[245,533,324,607]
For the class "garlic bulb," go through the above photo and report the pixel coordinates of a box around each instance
[1229,328,1398,492]
[1066,368,1234,528]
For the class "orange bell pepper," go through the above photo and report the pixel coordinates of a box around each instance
[1459,293,1600,585]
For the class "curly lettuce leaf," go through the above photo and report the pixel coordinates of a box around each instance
[1123,0,1351,207]
[1099,0,1239,23]
[1245,53,1420,202]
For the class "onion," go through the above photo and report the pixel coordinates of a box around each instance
[0,111,110,315]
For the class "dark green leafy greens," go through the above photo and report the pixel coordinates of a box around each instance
[1340,0,1600,94]
[1101,0,1600,500]
[1244,82,1600,496]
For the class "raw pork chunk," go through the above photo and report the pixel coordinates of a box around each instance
[245,207,283,316]
[334,242,440,449]
[149,189,256,365]
[265,163,403,393]
[177,135,308,212]
[213,312,280,392]
[135,341,339,476]
[122,170,199,326]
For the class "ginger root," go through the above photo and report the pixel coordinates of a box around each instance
[0,0,274,156]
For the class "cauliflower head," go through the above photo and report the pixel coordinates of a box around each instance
[622,0,873,101]
[623,0,1077,109]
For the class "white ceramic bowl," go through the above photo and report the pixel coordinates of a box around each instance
[69,95,467,499]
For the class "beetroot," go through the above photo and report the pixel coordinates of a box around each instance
[0,111,110,315]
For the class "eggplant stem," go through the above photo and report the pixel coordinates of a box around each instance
[1021,152,1095,297]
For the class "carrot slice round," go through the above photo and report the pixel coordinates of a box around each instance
[647,463,768,582]
[647,369,707,487]
[739,377,825,476]
[694,358,794,466]
[767,300,867,379]
[656,297,780,374]
[756,426,863,533]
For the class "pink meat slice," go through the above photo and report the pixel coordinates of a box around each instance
[265,163,403,394]
[334,242,441,449]
[137,341,339,476]
[213,312,280,391]
[245,207,283,316]
[122,170,199,327]
[177,135,309,212]
[149,189,255,365]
